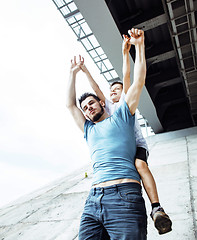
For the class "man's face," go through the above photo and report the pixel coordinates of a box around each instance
[110,83,123,103]
[81,96,104,122]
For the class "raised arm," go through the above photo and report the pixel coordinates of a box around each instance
[122,34,132,94]
[66,56,86,132]
[125,28,146,115]
[80,58,106,102]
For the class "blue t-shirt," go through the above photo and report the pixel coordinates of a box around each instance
[84,101,141,185]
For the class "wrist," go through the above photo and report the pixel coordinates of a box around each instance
[135,41,145,48]
[123,50,130,56]
[85,70,91,77]
[70,69,78,75]
[84,69,90,74]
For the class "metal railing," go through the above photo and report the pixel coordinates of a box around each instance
[52,0,120,83]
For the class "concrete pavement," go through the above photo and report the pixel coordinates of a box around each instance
[0,127,196,240]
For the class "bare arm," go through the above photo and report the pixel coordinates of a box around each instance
[66,56,86,132]
[122,34,132,94]
[125,29,146,115]
[80,60,106,102]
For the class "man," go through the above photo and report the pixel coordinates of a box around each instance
[67,28,147,239]
[78,33,172,235]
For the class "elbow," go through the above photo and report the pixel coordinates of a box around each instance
[141,78,146,87]
[123,71,130,78]
[66,103,70,109]
[140,70,146,86]
[65,95,77,109]
[66,101,74,110]
[66,104,71,111]
[137,77,145,89]
[65,99,69,109]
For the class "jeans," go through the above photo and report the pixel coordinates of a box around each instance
[79,182,147,240]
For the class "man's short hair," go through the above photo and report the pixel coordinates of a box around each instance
[79,92,101,109]
[110,81,123,89]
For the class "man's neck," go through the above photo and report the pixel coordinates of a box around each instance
[94,111,109,123]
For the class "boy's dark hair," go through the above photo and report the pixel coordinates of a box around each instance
[110,81,123,89]
[78,92,101,109]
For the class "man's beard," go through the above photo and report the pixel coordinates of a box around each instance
[91,104,104,122]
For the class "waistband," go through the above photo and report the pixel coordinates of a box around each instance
[90,182,142,195]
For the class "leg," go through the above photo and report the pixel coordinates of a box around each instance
[101,183,147,240]
[135,152,172,234]
[79,214,106,240]
[79,190,106,240]
[135,158,159,204]
[101,227,110,240]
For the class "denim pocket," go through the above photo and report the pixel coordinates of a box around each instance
[118,189,144,204]
[117,189,147,215]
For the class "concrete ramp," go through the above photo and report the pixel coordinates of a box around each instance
[0,128,197,240]
[145,128,197,239]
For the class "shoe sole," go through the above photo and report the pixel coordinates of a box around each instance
[154,214,172,235]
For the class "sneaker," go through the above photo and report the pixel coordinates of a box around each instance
[150,206,172,235]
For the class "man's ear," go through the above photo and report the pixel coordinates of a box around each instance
[100,100,105,108]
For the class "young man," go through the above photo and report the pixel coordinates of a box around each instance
[78,30,172,235]
[66,29,169,239]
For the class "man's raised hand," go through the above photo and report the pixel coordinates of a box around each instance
[122,34,132,54]
[70,55,84,74]
[128,28,144,46]
[78,57,89,74]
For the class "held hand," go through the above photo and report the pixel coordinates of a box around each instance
[128,28,144,46]
[70,55,84,74]
[122,34,132,54]
[79,57,89,74]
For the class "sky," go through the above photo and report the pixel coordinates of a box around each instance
[0,0,110,207]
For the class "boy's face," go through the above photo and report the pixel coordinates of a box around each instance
[110,83,123,103]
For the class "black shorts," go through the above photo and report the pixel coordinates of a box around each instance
[135,147,149,164]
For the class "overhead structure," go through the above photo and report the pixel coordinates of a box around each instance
[104,0,197,131]
[52,0,197,133]
[51,0,120,83]
[163,0,197,127]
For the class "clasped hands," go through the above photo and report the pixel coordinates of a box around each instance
[70,28,144,71]
[123,28,144,52]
